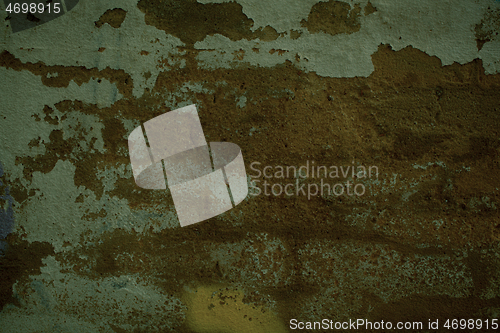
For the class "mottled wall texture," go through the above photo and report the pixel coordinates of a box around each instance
[1,0,500,332]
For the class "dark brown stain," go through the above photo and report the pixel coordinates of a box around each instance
[392,129,451,160]
[466,251,496,297]
[466,136,500,160]
[0,51,133,98]
[370,294,500,326]
[289,29,301,40]
[2,44,499,243]
[136,0,279,46]
[7,186,35,208]
[26,13,41,23]
[14,110,128,201]
[95,8,127,29]
[301,0,362,36]
[82,208,108,221]
[475,6,500,51]
[2,42,500,329]
[40,105,60,125]
[0,235,54,311]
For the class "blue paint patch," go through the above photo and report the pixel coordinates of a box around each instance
[0,160,15,256]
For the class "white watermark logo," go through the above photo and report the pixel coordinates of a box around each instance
[128,104,248,227]
[248,160,378,199]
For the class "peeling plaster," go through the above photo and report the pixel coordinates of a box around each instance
[0,0,499,330]
[0,256,186,332]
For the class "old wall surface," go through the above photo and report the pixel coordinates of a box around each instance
[1,0,500,332]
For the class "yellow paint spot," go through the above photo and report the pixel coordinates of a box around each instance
[183,285,287,333]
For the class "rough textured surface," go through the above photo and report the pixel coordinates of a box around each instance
[300,0,362,36]
[1,0,500,332]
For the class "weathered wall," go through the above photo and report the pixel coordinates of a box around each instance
[1,0,500,332]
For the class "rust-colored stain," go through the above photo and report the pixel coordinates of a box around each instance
[475,6,500,51]
[364,1,377,16]
[3,41,500,326]
[183,285,287,332]
[137,0,280,46]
